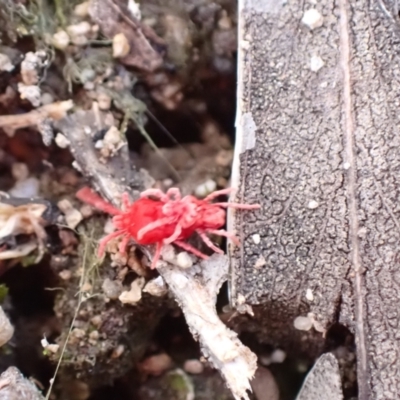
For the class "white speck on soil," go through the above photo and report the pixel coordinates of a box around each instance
[118,277,145,305]
[301,9,324,30]
[57,199,83,229]
[270,349,286,364]
[194,179,217,198]
[251,234,261,244]
[310,55,324,72]
[306,288,314,301]
[176,252,193,269]
[183,359,204,375]
[55,133,70,148]
[293,315,313,331]
[254,256,266,269]
[140,353,173,376]
[143,276,168,297]
[307,200,319,209]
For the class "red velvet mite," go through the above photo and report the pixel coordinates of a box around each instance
[76,187,260,269]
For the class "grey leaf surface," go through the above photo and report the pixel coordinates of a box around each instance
[231,0,400,398]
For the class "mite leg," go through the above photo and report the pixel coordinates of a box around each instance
[137,217,173,240]
[174,240,209,260]
[203,188,235,202]
[140,189,169,202]
[118,235,130,254]
[98,230,123,257]
[207,229,240,246]
[197,231,224,254]
[76,186,120,215]
[164,224,182,244]
[151,241,163,269]
[213,202,261,210]
[165,187,181,201]
[121,193,131,211]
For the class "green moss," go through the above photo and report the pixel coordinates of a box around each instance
[165,369,194,398]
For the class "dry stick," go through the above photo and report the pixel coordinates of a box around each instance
[158,255,257,400]
[0,101,73,136]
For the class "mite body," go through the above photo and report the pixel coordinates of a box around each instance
[76,187,260,268]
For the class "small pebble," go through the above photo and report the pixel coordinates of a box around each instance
[301,9,324,30]
[307,200,319,209]
[102,278,123,300]
[41,92,54,105]
[113,33,130,58]
[55,133,70,149]
[80,282,92,292]
[143,276,168,297]
[218,10,232,30]
[119,277,145,305]
[91,315,102,327]
[47,344,60,353]
[252,234,261,244]
[111,344,125,359]
[80,204,94,218]
[9,177,40,198]
[97,92,112,111]
[194,179,217,198]
[67,21,91,37]
[310,55,324,72]
[57,199,83,229]
[0,54,14,72]
[140,353,173,376]
[59,270,72,280]
[94,140,104,149]
[72,328,85,339]
[0,307,14,348]
[183,359,204,375]
[40,337,50,348]
[161,244,176,264]
[89,330,99,340]
[237,293,246,305]
[127,0,141,19]
[176,252,193,269]
[306,288,314,301]
[293,315,313,331]
[74,1,90,17]
[103,218,115,234]
[18,83,41,107]
[103,126,121,146]
[52,30,70,50]
[270,349,286,363]
[254,256,266,269]
[11,163,29,181]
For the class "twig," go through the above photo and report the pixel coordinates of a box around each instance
[158,255,257,400]
[0,101,73,136]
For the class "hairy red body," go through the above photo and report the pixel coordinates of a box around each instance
[76,187,260,269]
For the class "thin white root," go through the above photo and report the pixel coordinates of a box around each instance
[158,254,257,400]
